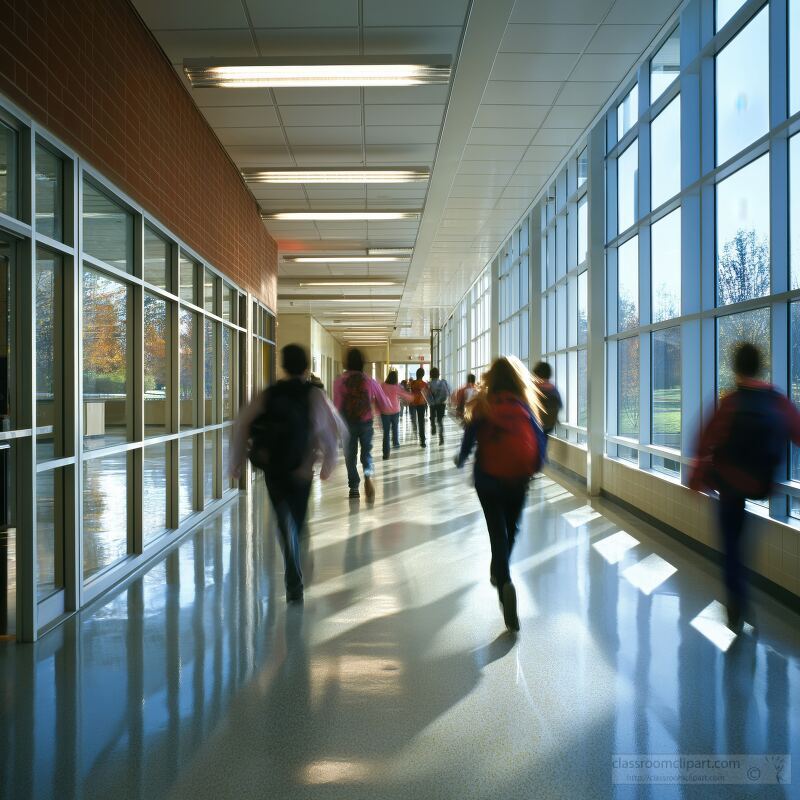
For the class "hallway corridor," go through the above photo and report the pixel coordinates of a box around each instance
[2,417,798,799]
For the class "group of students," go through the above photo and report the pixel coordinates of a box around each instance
[231,339,798,637]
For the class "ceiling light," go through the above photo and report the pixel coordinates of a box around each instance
[244,168,429,184]
[298,281,397,287]
[184,56,451,88]
[367,248,414,256]
[284,256,407,263]
[264,211,420,221]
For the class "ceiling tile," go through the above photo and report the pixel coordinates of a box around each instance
[134,0,248,28]
[523,144,571,161]
[154,29,257,64]
[365,126,441,145]
[605,0,680,25]
[201,106,279,127]
[543,105,598,128]
[273,88,361,105]
[510,0,613,25]
[500,23,595,53]
[364,26,462,55]
[189,86,272,108]
[570,53,637,82]
[467,128,534,146]
[490,53,578,83]
[531,128,582,147]
[364,105,445,126]
[278,105,362,126]
[215,127,286,146]
[250,186,307,201]
[482,81,562,105]
[556,81,618,105]
[462,144,527,161]
[285,126,363,146]
[366,187,428,200]
[364,85,450,104]
[304,187,367,200]
[254,28,360,56]
[363,0,469,26]
[365,144,437,163]
[291,146,364,164]
[457,161,517,175]
[585,24,660,54]
[453,173,511,187]
[247,0,359,27]
[474,104,549,128]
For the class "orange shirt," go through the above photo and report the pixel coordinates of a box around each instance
[407,379,428,406]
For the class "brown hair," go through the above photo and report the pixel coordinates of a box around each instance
[466,356,542,424]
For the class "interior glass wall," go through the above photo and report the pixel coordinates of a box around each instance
[498,221,530,365]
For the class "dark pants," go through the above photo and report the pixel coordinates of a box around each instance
[430,403,446,441]
[265,476,312,598]
[381,412,400,457]
[476,476,528,595]
[718,491,748,622]
[412,405,426,444]
[345,420,374,488]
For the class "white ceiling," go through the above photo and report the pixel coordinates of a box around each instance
[132,0,681,343]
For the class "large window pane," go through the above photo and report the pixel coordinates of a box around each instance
[179,436,195,521]
[180,309,197,429]
[717,307,771,396]
[651,209,681,322]
[792,0,799,114]
[0,121,17,217]
[651,96,681,209]
[577,147,588,188]
[716,154,770,306]
[35,144,63,241]
[578,195,588,265]
[222,326,234,421]
[144,293,170,436]
[617,139,638,234]
[715,7,769,165]
[651,27,680,103]
[204,431,216,507]
[578,270,588,345]
[618,336,640,439]
[578,349,588,428]
[83,269,129,449]
[180,254,198,304]
[790,302,800,487]
[82,180,133,272]
[37,468,64,601]
[144,226,169,289]
[223,284,235,322]
[205,319,218,424]
[36,249,63,461]
[792,134,800,290]
[617,84,638,139]
[0,240,15,430]
[204,269,217,314]
[652,327,681,450]
[716,0,746,31]
[143,443,168,544]
[83,452,128,580]
[618,236,639,331]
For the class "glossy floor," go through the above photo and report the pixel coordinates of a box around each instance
[1,415,799,799]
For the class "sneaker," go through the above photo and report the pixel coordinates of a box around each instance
[420,442,426,448]
[489,571,498,587]
[286,589,304,603]
[364,477,375,503]
[500,582,519,632]
[348,488,360,499]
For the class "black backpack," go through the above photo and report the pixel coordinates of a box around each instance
[248,380,313,476]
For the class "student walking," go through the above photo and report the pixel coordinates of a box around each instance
[532,361,563,435]
[428,367,451,445]
[333,348,391,501]
[380,370,413,459]
[453,373,478,425]
[407,367,429,447]
[229,344,341,603]
[690,342,800,631]
[455,356,545,632]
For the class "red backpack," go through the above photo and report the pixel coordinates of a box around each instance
[477,395,542,479]
[342,372,371,423]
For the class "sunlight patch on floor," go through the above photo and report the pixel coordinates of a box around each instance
[621,553,677,595]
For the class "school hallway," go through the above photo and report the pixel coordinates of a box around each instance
[0,414,797,799]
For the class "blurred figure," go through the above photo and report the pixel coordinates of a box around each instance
[333,348,391,502]
[380,370,413,460]
[408,367,429,448]
[532,361,563,435]
[453,373,478,425]
[690,342,800,630]
[308,373,324,391]
[428,367,451,446]
[230,344,341,603]
[455,356,545,632]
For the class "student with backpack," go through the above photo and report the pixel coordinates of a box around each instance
[455,356,545,632]
[229,344,342,603]
[333,348,391,501]
[428,367,451,446]
[453,373,478,425]
[690,342,800,631]
[532,361,563,435]
[407,367,429,447]
[380,370,413,460]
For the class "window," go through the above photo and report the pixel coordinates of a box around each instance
[651,27,680,103]
[0,240,14,430]
[578,195,588,264]
[204,431,216,506]
[652,327,681,452]
[223,284,236,322]
[83,269,130,449]
[790,302,800,490]
[144,226,170,289]
[179,436,195,521]
[144,293,170,436]
[792,0,799,114]
[205,319,217,424]
[651,96,681,209]
[651,208,681,322]
[36,469,64,601]
[618,236,639,332]
[35,144,63,240]
[716,0,746,31]
[204,268,217,314]
[578,270,588,345]
[222,326,234,421]
[179,309,197,429]
[180,253,198,304]
[792,134,800,289]
[577,147,588,187]
[618,84,639,139]
[716,154,770,306]
[82,180,133,272]
[143,443,169,543]
[715,7,769,165]
[618,336,640,442]
[0,121,17,217]
[717,307,771,396]
[617,139,638,234]
[83,452,129,580]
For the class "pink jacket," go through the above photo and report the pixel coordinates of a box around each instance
[381,383,414,414]
[333,371,391,422]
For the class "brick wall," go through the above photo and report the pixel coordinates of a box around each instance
[0,0,277,308]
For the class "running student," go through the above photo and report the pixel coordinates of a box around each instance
[428,368,451,446]
[532,361,562,435]
[229,344,341,603]
[690,342,800,631]
[453,374,478,424]
[380,370,413,459]
[407,367,429,448]
[455,356,545,632]
[333,348,391,501]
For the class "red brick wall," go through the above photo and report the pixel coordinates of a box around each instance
[0,0,277,309]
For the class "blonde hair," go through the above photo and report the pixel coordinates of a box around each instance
[465,356,544,423]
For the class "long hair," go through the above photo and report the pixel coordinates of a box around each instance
[466,356,542,423]
[385,369,398,385]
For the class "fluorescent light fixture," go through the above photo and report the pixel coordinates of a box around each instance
[244,168,429,184]
[368,248,413,256]
[298,281,397,287]
[264,211,420,221]
[184,56,451,88]
[284,256,407,263]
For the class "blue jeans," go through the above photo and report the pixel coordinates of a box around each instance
[381,413,400,457]
[265,476,312,598]
[346,420,374,488]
